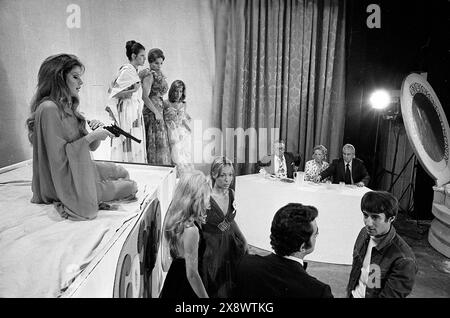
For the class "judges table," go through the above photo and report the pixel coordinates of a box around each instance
[235,174,371,265]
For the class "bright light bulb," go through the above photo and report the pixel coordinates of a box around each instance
[369,90,391,110]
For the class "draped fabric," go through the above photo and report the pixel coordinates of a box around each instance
[213,0,346,175]
[107,63,147,163]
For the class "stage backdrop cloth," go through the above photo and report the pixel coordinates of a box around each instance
[235,174,371,265]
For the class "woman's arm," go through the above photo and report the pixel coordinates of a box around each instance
[112,86,136,99]
[183,226,209,298]
[141,74,163,121]
[87,119,108,151]
[181,103,192,132]
[89,139,101,151]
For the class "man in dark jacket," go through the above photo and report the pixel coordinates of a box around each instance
[317,144,370,186]
[234,203,333,298]
[259,140,301,179]
[347,191,417,298]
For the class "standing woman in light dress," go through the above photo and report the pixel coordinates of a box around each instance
[304,145,329,182]
[107,40,147,163]
[140,48,171,165]
[164,80,193,175]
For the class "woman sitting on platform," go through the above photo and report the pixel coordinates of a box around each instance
[27,54,138,221]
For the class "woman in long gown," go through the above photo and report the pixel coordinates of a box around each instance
[163,80,194,175]
[107,40,147,163]
[201,157,248,297]
[140,48,171,165]
[160,171,211,298]
[27,54,138,221]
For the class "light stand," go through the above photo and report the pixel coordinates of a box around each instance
[369,90,400,188]
[371,113,381,182]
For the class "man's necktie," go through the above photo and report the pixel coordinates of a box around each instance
[345,163,351,184]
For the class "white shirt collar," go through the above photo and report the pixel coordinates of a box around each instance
[283,255,304,266]
[345,160,353,168]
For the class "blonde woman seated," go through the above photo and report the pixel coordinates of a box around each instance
[160,170,211,298]
[304,145,329,182]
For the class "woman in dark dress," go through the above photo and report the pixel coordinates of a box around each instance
[160,171,211,298]
[201,157,248,297]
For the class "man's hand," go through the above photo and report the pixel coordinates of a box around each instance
[356,182,365,187]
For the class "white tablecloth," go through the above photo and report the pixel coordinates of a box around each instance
[235,174,371,265]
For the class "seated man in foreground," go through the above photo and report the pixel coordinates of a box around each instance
[348,191,417,298]
[316,143,369,187]
[234,203,333,298]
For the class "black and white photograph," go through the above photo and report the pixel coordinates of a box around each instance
[0,0,449,305]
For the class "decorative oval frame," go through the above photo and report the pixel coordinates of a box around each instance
[400,73,450,186]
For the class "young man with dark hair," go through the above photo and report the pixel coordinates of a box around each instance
[347,191,418,298]
[234,203,333,298]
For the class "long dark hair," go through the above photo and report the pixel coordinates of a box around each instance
[168,80,186,103]
[125,40,145,61]
[26,53,86,143]
[147,48,165,64]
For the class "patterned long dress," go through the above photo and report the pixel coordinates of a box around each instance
[142,69,171,165]
[163,100,194,175]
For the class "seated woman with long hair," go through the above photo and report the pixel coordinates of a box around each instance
[27,54,137,221]
[160,170,211,298]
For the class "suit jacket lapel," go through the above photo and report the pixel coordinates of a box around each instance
[285,152,293,178]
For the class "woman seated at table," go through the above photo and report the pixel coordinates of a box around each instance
[304,145,329,182]
[201,157,248,298]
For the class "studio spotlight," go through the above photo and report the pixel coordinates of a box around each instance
[369,90,391,110]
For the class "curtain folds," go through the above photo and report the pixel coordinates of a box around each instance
[213,0,346,175]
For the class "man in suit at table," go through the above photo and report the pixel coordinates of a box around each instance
[234,203,333,298]
[259,140,301,178]
[316,144,370,187]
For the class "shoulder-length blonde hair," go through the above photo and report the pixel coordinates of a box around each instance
[210,156,235,188]
[26,54,87,144]
[164,170,211,258]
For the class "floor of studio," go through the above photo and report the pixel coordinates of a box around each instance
[249,212,450,298]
